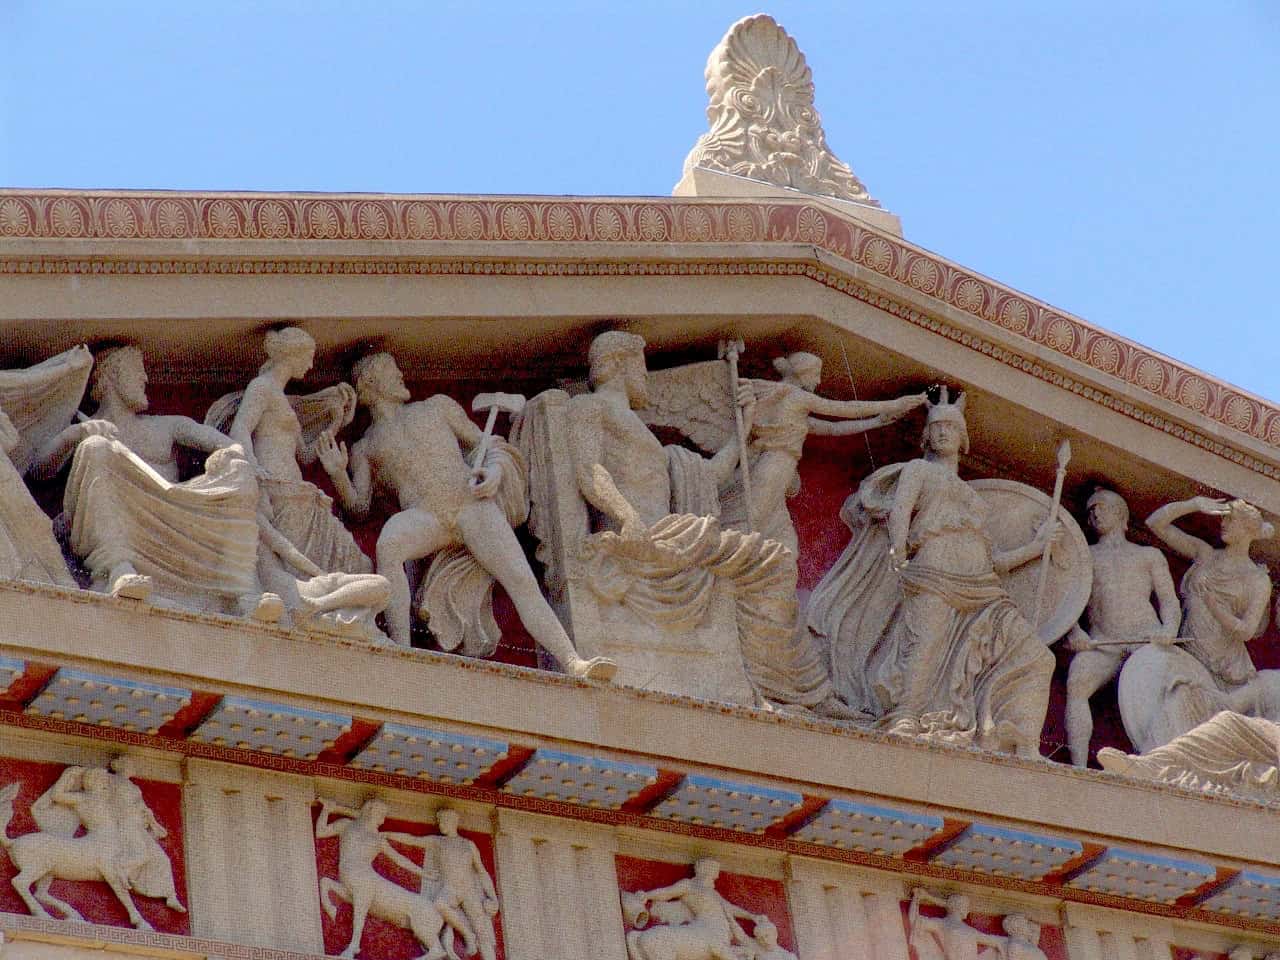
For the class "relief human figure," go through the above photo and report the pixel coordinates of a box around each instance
[638,348,926,713]
[413,809,499,960]
[0,764,181,930]
[908,890,1041,960]
[220,327,370,577]
[804,391,1059,757]
[1063,489,1180,766]
[1118,496,1280,752]
[315,797,461,960]
[318,351,614,679]
[622,858,762,960]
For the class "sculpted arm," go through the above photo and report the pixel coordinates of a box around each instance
[378,837,425,877]
[805,390,928,425]
[887,462,924,562]
[171,417,234,455]
[1148,549,1182,638]
[568,397,644,534]
[641,878,692,904]
[444,396,485,449]
[0,408,18,453]
[229,379,271,462]
[1207,571,1271,642]
[471,843,498,903]
[322,436,374,521]
[1145,497,1217,563]
[30,420,119,480]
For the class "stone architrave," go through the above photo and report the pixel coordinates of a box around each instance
[516,332,792,704]
[1098,710,1280,801]
[621,858,778,960]
[639,350,925,713]
[803,391,1071,757]
[0,762,185,931]
[318,352,612,678]
[1117,496,1280,753]
[678,15,877,207]
[908,889,1045,960]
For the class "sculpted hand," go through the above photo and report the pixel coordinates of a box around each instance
[470,464,500,499]
[484,897,500,916]
[78,419,119,441]
[736,380,757,433]
[620,512,648,541]
[889,543,909,572]
[1193,496,1231,516]
[891,392,930,418]
[316,430,348,475]
[1035,516,1064,554]
[1065,625,1093,652]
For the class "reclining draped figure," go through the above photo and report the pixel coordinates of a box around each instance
[63,343,388,636]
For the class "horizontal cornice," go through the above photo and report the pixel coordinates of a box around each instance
[1,189,1276,477]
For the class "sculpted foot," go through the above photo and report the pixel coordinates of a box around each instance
[812,694,873,722]
[568,656,618,682]
[249,593,285,624]
[110,573,153,601]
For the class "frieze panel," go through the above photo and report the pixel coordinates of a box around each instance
[0,757,188,934]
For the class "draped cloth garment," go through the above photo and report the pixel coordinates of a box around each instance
[65,436,260,600]
[413,440,528,657]
[805,461,1054,746]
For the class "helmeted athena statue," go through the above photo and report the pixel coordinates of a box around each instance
[803,389,1080,757]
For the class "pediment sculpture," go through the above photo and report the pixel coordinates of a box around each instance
[802,390,1083,757]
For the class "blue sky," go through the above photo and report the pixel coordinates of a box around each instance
[3,2,1277,400]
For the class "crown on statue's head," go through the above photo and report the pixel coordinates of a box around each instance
[925,385,967,426]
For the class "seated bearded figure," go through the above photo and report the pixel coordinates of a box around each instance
[517,331,801,704]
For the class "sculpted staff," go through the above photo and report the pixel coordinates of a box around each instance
[318,352,615,679]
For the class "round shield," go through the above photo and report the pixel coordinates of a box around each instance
[971,478,1092,644]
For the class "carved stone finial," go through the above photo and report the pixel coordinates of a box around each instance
[681,14,876,206]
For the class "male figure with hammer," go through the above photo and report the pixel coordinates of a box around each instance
[317,352,616,680]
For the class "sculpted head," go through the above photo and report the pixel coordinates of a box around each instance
[692,858,721,882]
[1222,499,1274,546]
[753,918,779,947]
[1002,914,1040,944]
[108,755,139,779]
[360,798,389,826]
[92,346,148,412]
[1087,489,1129,536]
[773,351,822,391]
[945,893,971,918]
[83,767,111,794]
[262,327,316,380]
[588,331,648,407]
[922,388,968,457]
[436,807,460,835]
[352,353,410,406]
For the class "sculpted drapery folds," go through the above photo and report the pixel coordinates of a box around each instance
[1117,496,1280,753]
[0,346,104,588]
[804,391,1060,757]
[637,349,925,711]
